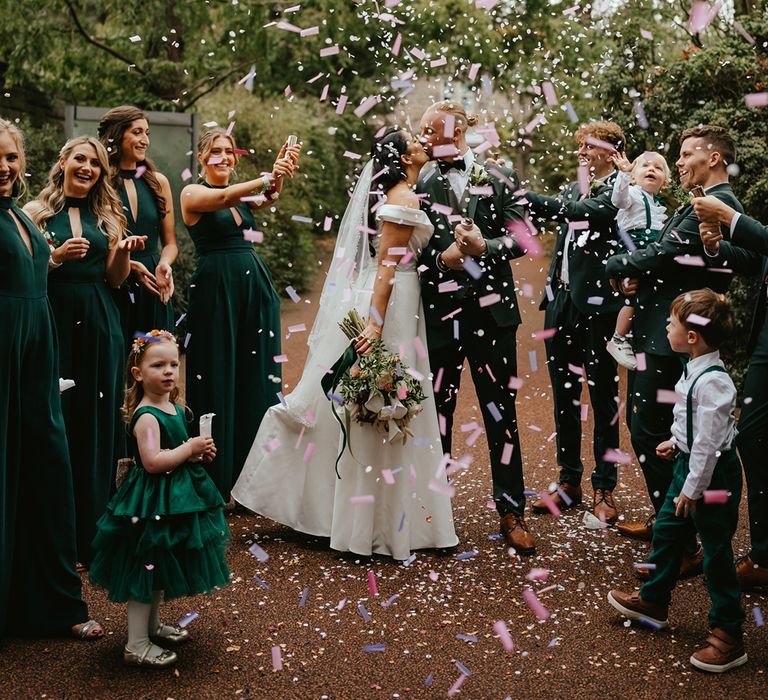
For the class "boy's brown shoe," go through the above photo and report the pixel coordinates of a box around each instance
[617,514,655,541]
[530,482,582,513]
[736,555,768,591]
[634,547,704,581]
[607,589,669,629]
[690,628,747,673]
[593,489,619,524]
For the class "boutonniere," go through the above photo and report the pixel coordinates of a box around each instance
[669,183,692,212]
[469,163,492,195]
[588,178,605,197]
[43,230,61,251]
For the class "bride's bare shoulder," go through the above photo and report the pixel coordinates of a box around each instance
[385,184,419,210]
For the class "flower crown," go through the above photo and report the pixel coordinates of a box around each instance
[131,329,177,355]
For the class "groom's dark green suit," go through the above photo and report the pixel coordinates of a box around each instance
[417,158,528,517]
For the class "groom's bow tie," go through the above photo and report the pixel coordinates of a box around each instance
[438,159,467,175]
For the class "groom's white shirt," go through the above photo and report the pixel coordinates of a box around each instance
[447,149,475,203]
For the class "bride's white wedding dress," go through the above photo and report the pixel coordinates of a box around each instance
[232,185,458,560]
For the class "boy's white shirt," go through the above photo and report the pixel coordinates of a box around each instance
[669,350,737,500]
[610,170,668,233]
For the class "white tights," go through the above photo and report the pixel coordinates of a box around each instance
[126,591,166,657]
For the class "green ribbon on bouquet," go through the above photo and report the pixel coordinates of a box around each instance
[321,342,358,478]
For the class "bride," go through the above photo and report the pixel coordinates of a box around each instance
[232,127,458,560]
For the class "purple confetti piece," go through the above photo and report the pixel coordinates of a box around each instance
[455,661,472,676]
[456,633,478,643]
[486,401,502,422]
[299,587,308,607]
[253,574,269,590]
[178,611,198,628]
[363,643,385,652]
[248,543,269,562]
[382,594,400,607]
[402,554,416,567]
[358,603,371,622]
[424,673,434,687]
[285,286,300,303]
[456,550,477,561]
[528,350,538,372]
[753,606,764,627]
[633,562,656,570]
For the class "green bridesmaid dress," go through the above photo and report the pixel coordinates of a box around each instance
[89,404,230,603]
[47,197,125,565]
[185,184,281,500]
[114,169,174,351]
[0,196,88,637]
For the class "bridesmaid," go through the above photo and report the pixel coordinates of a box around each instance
[25,136,146,567]
[180,128,299,503]
[0,119,102,640]
[98,106,177,350]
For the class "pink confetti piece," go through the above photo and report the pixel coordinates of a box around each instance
[264,437,281,453]
[243,229,264,243]
[335,94,348,114]
[181,168,192,182]
[733,20,755,44]
[285,286,300,303]
[273,354,288,364]
[448,673,467,697]
[412,336,427,359]
[703,489,729,504]
[577,164,590,196]
[688,0,722,33]
[342,151,361,160]
[288,323,306,333]
[524,113,546,134]
[300,26,319,37]
[635,352,647,371]
[526,568,550,582]
[367,570,378,596]
[430,56,447,68]
[284,85,292,97]
[271,645,283,671]
[406,367,424,381]
[542,81,558,106]
[604,448,633,465]
[409,46,425,60]
[428,570,439,582]
[745,92,768,109]
[429,479,456,497]
[585,135,619,152]
[533,327,557,341]
[431,144,461,159]
[476,0,499,9]
[468,62,481,81]
[687,313,711,326]
[350,494,375,505]
[640,28,653,40]
[319,45,340,57]
[580,404,589,422]
[303,443,315,463]
[522,587,550,620]
[434,367,444,394]
[508,376,524,390]
[536,491,561,517]
[144,563,154,571]
[438,280,460,293]
[656,389,684,404]
[492,620,515,652]
[319,84,329,101]
[479,293,501,308]
[391,32,402,55]
[382,469,395,485]
[354,95,380,118]
[568,362,585,376]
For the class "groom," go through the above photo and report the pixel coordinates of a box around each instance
[416,101,536,554]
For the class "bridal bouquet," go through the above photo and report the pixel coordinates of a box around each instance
[322,309,427,467]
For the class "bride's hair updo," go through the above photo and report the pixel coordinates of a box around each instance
[368,127,410,230]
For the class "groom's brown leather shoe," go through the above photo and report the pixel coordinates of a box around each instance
[736,555,768,591]
[500,514,536,555]
[593,489,619,524]
[531,482,582,514]
[617,515,656,541]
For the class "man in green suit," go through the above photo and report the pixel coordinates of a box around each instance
[605,126,742,578]
[688,194,768,591]
[416,101,535,554]
[524,120,625,525]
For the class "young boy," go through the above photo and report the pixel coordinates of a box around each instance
[607,288,746,673]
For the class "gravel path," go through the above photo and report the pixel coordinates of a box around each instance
[3,247,765,699]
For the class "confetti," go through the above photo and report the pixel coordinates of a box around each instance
[363,643,385,652]
[178,611,198,628]
[271,645,283,671]
[522,587,549,620]
[703,489,729,504]
[367,570,378,597]
[753,606,764,627]
[456,550,477,561]
[299,587,309,607]
[248,543,269,562]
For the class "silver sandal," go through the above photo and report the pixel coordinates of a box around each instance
[72,619,103,640]
[151,624,190,645]
[123,644,178,668]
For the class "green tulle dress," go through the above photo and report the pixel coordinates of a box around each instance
[184,184,281,500]
[46,197,125,565]
[113,169,174,353]
[89,404,230,603]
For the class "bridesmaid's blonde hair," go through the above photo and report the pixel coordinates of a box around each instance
[0,118,27,197]
[28,136,126,248]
